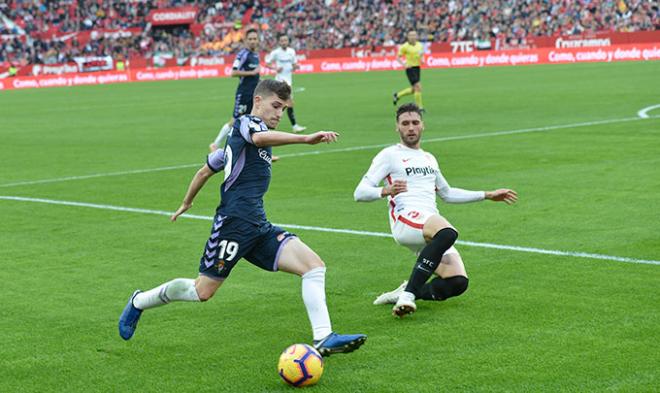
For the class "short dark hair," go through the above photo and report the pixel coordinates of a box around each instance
[245,28,259,37]
[254,79,291,101]
[277,33,288,40]
[396,103,423,121]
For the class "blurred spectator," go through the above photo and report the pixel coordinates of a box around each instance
[258,0,658,51]
[1,0,657,69]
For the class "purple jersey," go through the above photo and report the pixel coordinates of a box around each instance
[207,115,272,225]
[233,48,260,95]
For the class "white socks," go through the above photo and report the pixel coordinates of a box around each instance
[302,267,333,341]
[132,269,333,341]
[133,278,200,310]
[213,122,232,146]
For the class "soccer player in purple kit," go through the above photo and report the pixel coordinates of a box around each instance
[119,79,366,356]
[210,28,262,153]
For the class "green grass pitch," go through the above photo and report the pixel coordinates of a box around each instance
[1,61,659,392]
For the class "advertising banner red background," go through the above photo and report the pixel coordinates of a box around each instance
[146,7,198,26]
[1,43,659,91]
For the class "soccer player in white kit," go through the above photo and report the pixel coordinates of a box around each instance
[354,103,517,317]
[265,34,306,133]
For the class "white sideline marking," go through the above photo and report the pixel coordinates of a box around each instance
[1,115,656,188]
[2,195,659,266]
[637,104,660,119]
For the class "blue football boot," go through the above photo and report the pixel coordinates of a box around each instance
[313,332,367,356]
[118,290,143,340]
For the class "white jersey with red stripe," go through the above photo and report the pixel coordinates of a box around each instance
[354,143,485,253]
[363,143,441,227]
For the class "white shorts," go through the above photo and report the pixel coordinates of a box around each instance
[276,76,293,90]
[391,208,459,256]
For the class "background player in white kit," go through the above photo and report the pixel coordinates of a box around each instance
[265,34,306,133]
[354,103,517,317]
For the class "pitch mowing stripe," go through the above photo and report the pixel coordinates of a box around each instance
[2,195,659,266]
[0,164,200,188]
[2,115,657,188]
[277,116,656,158]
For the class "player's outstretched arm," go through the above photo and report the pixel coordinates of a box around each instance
[437,183,517,205]
[171,164,216,221]
[437,169,494,204]
[485,189,518,205]
[252,131,339,147]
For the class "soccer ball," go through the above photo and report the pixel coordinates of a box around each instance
[277,343,324,387]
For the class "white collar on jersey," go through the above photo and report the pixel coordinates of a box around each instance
[397,143,423,152]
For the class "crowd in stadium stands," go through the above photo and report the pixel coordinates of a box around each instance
[286,0,657,48]
[1,0,658,68]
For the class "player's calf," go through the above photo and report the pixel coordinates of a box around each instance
[118,278,211,340]
[132,278,203,309]
[417,275,469,301]
[404,227,458,297]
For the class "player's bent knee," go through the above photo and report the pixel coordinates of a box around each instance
[428,227,458,249]
[296,240,325,270]
[197,289,214,302]
[451,275,469,297]
[195,279,222,302]
[441,227,458,242]
[311,257,325,269]
[433,275,468,300]
[423,215,455,241]
[302,257,325,274]
[277,238,326,276]
[292,259,325,276]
